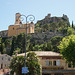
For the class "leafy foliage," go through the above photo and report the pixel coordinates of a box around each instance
[10,52,41,75]
[10,33,31,55]
[35,21,69,34]
[47,36,63,52]
[67,28,74,35]
[10,56,25,75]
[58,35,75,66]
[0,36,6,54]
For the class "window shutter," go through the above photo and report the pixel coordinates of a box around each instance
[46,60,49,66]
[56,60,60,66]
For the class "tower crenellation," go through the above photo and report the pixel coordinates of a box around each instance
[45,13,51,19]
[62,14,68,20]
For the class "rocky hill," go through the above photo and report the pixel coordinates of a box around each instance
[36,14,70,26]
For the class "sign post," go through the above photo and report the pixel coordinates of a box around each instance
[22,67,28,74]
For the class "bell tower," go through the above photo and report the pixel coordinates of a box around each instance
[15,13,22,24]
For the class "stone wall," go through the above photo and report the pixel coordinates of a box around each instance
[0,30,8,37]
[8,23,34,37]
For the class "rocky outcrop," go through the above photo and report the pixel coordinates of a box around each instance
[30,32,66,45]
[0,30,8,37]
[37,14,70,26]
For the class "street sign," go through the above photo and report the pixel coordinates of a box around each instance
[22,67,28,74]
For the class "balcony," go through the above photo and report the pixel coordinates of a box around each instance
[42,69,75,73]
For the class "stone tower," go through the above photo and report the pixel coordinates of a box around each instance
[15,13,22,24]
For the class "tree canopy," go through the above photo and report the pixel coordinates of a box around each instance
[67,28,74,35]
[10,52,41,75]
[58,35,75,66]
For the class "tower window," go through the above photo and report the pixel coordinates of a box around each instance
[16,20,18,21]
[13,28,14,30]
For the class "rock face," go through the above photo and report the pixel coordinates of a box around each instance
[0,30,8,37]
[37,14,70,26]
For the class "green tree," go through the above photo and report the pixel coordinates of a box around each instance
[47,41,53,51]
[0,36,6,54]
[0,36,7,54]
[4,39,12,54]
[10,33,31,55]
[16,33,25,52]
[50,23,57,32]
[10,56,24,75]
[58,35,75,67]
[67,28,74,35]
[50,36,63,52]
[42,24,49,32]
[0,36,2,48]
[13,48,21,55]
[0,36,2,53]
[33,45,42,51]
[5,39,12,47]
[72,21,74,28]
[0,43,6,54]
[10,35,17,55]
[58,21,68,34]
[0,36,1,44]
[10,52,41,75]
[26,52,41,75]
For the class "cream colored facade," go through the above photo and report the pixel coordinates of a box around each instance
[8,13,34,37]
[17,51,75,75]
[0,54,11,69]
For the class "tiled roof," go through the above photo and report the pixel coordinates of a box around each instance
[34,51,61,56]
[16,51,61,57]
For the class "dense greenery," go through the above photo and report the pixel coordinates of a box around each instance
[10,33,31,55]
[35,21,69,34]
[0,36,2,53]
[10,52,41,75]
[67,28,74,35]
[58,35,75,67]
[0,20,75,56]
[30,36,63,52]
[0,36,1,44]
[0,36,6,54]
[49,36,63,52]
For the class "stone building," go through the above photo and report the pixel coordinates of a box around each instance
[8,13,34,37]
[0,54,11,69]
[0,13,34,37]
[17,51,75,75]
[0,13,70,37]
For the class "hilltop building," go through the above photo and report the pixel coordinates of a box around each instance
[17,51,75,75]
[37,14,70,26]
[8,13,34,37]
[0,13,34,37]
[0,13,70,37]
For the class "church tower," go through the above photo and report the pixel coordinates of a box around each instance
[15,13,22,24]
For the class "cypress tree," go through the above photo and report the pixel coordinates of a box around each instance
[72,21,74,28]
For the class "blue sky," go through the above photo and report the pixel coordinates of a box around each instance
[0,0,75,31]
